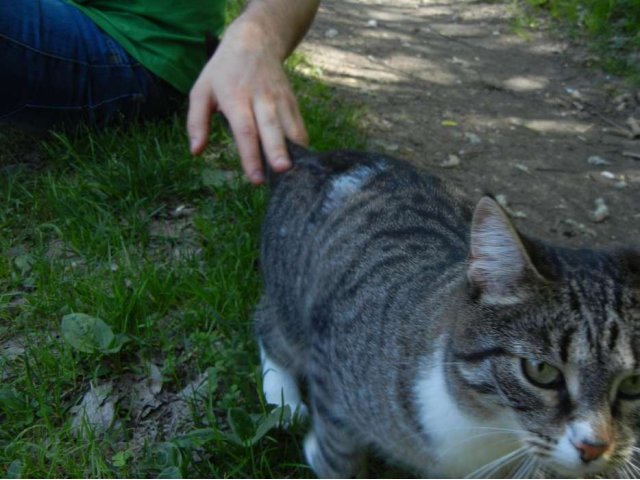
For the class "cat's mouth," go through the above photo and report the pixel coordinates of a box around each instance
[524,434,638,478]
[539,455,621,479]
[521,438,615,479]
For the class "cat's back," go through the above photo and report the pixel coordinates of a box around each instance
[265,146,471,236]
[260,146,473,341]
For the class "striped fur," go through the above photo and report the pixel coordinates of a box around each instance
[254,145,640,478]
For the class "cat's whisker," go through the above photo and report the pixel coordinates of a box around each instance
[624,447,640,462]
[506,457,526,479]
[514,455,539,479]
[509,455,531,479]
[627,456,640,468]
[417,425,529,435]
[430,425,530,461]
[626,458,640,478]
[621,463,638,479]
[453,426,527,434]
[626,454,640,472]
[436,432,520,460]
[464,446,529,479]
[616,465,626,479]
[528,459,541,479]
[473,450,531,479]
[623,464,637,479]
[617,465,628,479]
[395,423,527,450]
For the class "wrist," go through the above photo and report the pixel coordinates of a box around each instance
[224,10,288,62]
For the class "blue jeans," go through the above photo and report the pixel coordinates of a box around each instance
[0,0,183,131]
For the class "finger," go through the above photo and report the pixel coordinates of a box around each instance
[187,82,216,155]
[254,98,291,173]
[226,106,265,184]
[279,97,309,147]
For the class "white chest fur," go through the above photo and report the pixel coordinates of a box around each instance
[414,353,524,478]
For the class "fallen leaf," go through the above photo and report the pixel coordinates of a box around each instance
[201,169,237,188]
[5,460,21,479]
[131,363,164,420]
[61,313,115,354]
[1,336,25,361]
[70,382,117,439]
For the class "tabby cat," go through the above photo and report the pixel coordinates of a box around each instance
[254,143,640,478]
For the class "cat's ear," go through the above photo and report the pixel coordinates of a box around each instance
[468,197,543,305]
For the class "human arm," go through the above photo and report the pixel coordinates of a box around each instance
[187,0,320,184]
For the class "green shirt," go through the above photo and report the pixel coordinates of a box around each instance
[67,0,227,93]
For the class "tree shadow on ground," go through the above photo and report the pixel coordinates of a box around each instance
[300,0,640,248]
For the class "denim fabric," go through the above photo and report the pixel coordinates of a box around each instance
[0,0,183,130]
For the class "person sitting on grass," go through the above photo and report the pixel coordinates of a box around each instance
[0,0,318,183]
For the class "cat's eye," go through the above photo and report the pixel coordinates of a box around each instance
[618,375,640,400]
[521,359,563,389]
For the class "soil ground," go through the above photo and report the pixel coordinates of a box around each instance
[299,0,640,247]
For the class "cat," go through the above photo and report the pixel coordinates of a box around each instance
[254,141,640,478]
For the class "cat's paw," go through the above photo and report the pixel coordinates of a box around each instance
[261,347,308,426]
[262,367,304,410]
[304,431,323,475]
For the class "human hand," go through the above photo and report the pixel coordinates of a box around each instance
[187,20,308,185]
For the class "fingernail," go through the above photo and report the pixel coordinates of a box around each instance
[189,137,198,153]
[251,170,265,184]
[274,157,290,170]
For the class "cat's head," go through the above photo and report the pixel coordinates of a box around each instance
[447,197,640,478]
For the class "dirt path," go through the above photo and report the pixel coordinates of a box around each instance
[299,0,639,247]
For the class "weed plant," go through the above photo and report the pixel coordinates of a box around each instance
[523,0,640,80]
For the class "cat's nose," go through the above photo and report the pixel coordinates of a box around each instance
[572,439,610,463]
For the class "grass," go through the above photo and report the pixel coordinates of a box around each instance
[518,0,640,81]
[0,54,365,477]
